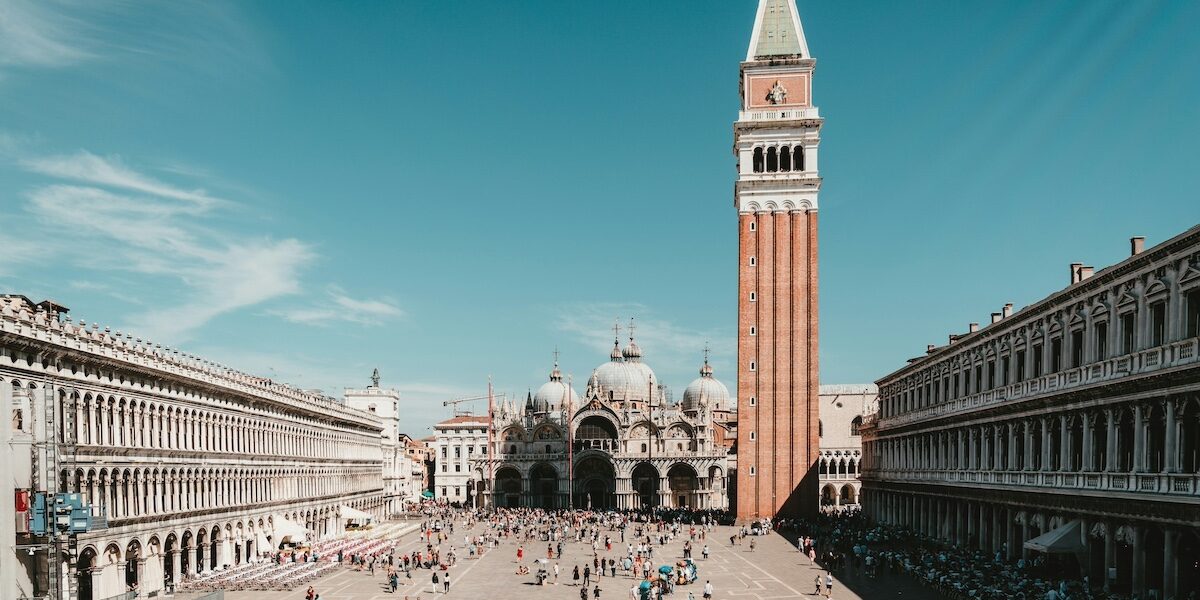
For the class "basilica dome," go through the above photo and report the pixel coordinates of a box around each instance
[532,363,577,413]
[589,338,656,404]
[682,359,730,412]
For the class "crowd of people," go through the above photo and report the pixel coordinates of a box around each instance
[283,500,1184,600]
[474,505,724,600]
[298,502,727,599]
[780,508,1172,600]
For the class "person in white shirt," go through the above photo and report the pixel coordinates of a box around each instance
[703,580,713,599]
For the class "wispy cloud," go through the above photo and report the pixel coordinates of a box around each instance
[0,1,272,82]
[187,345,470,434]
[271,286,404,327]
[0,231,40,276]
[13,150,313,342]
[0,0,94,69]
[555,301,731,377]
[23,151,226,208]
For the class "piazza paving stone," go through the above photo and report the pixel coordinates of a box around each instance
[215,523,938,600]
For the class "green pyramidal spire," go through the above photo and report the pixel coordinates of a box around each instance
[747,0,809,60]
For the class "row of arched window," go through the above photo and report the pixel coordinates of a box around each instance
[752,145,805,173]
[866,395,1200,477]
[881,282,1199,419]
[819,456,858,477]
[59,465,382,522]
[50,388,377,460]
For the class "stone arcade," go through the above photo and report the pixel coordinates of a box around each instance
[0,295,393,600]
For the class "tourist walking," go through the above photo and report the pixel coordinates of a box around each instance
[431,571,439,595]
[703,580,713,600]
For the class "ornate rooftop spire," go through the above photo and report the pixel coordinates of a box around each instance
[610,319,623,361]
[550,346,563,381]
[746,0,810,61]
[623,317,642,361]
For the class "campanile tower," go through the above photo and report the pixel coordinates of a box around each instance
[734,0,821,520]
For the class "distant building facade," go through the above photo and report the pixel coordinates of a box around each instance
[817,385,874,509]
[432,415,489,504]
[343,375,406,516]
[860,230,1200,599]
[398,434,430,503]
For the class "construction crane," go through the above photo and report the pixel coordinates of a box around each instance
[442,393,505,416]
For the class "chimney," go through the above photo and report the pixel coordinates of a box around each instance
[926,344,936,354]
[990,312,1002,324]
[1130,236,1145,256]
[1002,303,1013,318]
[1070,263,1083,285]
[969,322,979,333]
[1080,266,1094,280]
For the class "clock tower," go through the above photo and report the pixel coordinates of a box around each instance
[734,0,822,520]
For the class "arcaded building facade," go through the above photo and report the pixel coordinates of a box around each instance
[860,228,1200,599]
[1,295,389,600]
[471,336,734,511]
[817,385,874,509]
[735,0,823,520]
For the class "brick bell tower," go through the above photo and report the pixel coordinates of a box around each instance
[734,0,821,520]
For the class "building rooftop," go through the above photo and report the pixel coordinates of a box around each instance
[434,415,489,427]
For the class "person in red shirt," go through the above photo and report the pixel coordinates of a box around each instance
[516,546,524,562]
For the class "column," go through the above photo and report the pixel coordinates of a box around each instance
[1131,525,1144,598]
[1006,508,1017,561]
[978,504,988,551]
[1021,517,1031,559]
[966,503,975,548]
[955,502,965,546]
[1164,398,1178,472]
[169,550,181,589]
[994,428,1003,471]
[1164,528,1179,600]
[1105,409,1118,472]
[968,430,978,470]
[1008,424,1017,470]
[992,507,1003,556]
[1133,404,1145,472]
[1103,522,1116,592]
[1082,414,1094,471]
[1024,422,1033,470]
[1059,415,1070,471]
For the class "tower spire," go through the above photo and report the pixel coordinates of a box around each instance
[747,0,809,61]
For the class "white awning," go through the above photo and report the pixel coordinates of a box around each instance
[254,531,270,554]
[1024,519,1084,554]
[272,515,308,545]
[339,504,374,522]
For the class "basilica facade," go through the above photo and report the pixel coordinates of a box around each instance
[471,335,735,511]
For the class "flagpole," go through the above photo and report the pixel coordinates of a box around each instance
[487,376,494,510]
[567,373,574,510]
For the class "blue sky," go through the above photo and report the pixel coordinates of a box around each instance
[1,1,1197,435]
